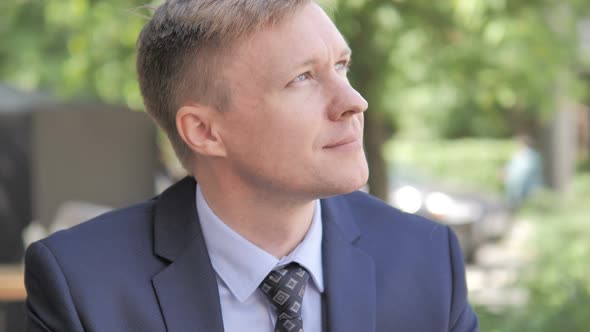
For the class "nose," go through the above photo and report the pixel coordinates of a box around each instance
[327,77,368,121]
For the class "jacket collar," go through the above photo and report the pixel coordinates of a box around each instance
[150,177,376,332]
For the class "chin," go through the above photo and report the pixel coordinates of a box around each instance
[317,164,369,198]
[345,171,369,193]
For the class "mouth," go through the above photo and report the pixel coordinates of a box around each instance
[323,136,362,149]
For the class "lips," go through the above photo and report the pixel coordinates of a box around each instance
[323,136,362,149]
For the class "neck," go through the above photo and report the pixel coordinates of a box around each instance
[197,176,316,259]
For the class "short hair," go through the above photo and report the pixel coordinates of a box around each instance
[136,0,311,171]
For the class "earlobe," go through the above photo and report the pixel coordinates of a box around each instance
[176,105,227,157]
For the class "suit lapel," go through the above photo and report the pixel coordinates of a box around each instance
[151,177,224,332]
[152,240,224,332]
[321,195,376,332]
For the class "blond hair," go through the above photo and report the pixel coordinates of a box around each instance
[136,0,310,171]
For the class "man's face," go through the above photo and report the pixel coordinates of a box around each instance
[216,2,368,200]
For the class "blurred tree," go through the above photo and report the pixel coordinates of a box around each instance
[0,0,147,109]
[331,0,590,198]
[2,0,590,199]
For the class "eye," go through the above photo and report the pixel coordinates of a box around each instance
[292,72,311,83]
[335,60,350,73]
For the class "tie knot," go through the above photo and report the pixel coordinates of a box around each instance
[259,263,310,320]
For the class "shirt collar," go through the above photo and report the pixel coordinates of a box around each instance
[196,184,324,303]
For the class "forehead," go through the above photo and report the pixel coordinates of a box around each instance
[228,3,349,79]
[270,2,348,51]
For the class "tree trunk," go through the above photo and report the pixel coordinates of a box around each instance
[364,109,389,201]
[540,106,577,191]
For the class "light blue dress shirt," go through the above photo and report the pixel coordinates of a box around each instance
[196,185,324,332]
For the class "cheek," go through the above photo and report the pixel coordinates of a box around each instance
[228,89,326,159]
[225,114,316,167]
[263,117,320,158]
[271,92,326,146]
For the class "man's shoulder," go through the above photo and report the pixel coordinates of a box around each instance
[331,192,477,331]
[333,191,461,284]
[37,198,158,256]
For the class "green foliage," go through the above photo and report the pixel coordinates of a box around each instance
[0,0,150,109]
[331,0,590,140]
[478,174,590,331]
[578,155,590,172]
[384,138,515,193]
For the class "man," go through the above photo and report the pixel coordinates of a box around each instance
[24,0,479,331]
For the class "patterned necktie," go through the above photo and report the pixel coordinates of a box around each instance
[259,263,310,332]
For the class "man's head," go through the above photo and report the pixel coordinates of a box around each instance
[137,0,309,169]
[137,0,369,201]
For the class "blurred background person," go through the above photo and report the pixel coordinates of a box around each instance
[503,134,544,210]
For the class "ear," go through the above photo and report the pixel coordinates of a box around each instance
[176,104,226,157]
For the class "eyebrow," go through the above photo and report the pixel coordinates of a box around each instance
[297,47,353,68]
[340,47,352,58]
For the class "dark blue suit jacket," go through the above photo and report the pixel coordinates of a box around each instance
[25,177,478,331]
